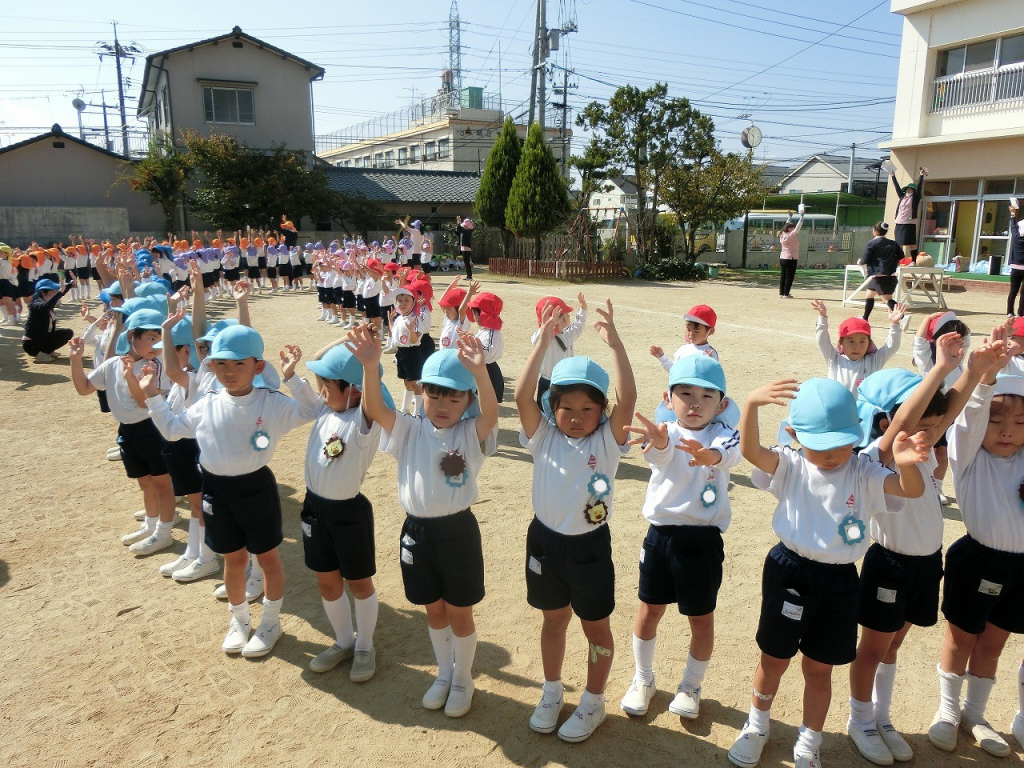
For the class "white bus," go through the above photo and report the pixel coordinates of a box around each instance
[718,212,840,252]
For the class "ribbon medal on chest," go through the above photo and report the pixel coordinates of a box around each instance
[701,468,718,508]
[584,468,611,525]
[839,494,865,545]
[251,416,270,452]
[319,433,345,467]
[440,449,468,488]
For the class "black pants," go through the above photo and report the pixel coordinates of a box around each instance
[23,328,73,357]
[486,361,504,403]
[1009,269,1024,317]
[464,252,473,280]
[779,259,797,296]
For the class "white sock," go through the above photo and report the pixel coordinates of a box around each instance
[795,725,823,757]
[749,703,770,733]
[353,593,378,652]
[412,394,422,414]
[261,596,283,626]
[145,515,158,534]
[963,673,995,722]
[322,594,354,648]
[154,519,172,540]
[873,661,897,724]
[229,601,250,624]
[1017,664,1024,720]
[401,391,414,413]
[850,695,875,726]
[452,631,477,686]
[428,625,454,681]
[543,678,563,695]
[249,553,265,580]
[84,283,91,299]
[1,307,9,321]
[204,291,211,303]
[937,665,965,724]
[199,537,215,562]
[632,634,656,684]
[681,652,710,691]
[184,516,202,559]
[580,688,605,709]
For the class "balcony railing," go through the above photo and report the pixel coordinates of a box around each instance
[930,61,1024,114]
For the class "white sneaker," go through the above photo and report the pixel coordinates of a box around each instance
[159,554,193,577]
[928,712,959,752]
[847,719,894,765]
[557,697,606,743]
[877,721,913,762]
[222,616,251,654]
[729,721,770,767]
[794,751,822,768]
[212,575,263,601]
[350,648,377,682]
[132,509,146,521]
[383,342,397,355]
[34,353,55,363]
[309,643,354,673]
[620,675,656,716]
[121,523,151,546]
[128,533,174,556]
[444,679,474,717]
[530,687,564,733]
[172,557,220,582]
[241,621,283,658]
[961,709,1011,757]
[1011,713,1024,748]
[107,446,123,461]
[669,683,701,719]
[422,677,452,710]
[317,314,325,321]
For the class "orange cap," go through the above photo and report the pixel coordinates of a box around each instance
[192,239,203,250]
[254,237,265,248]
[267,237,277,246]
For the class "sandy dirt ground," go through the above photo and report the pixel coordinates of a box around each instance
[1,268,1021,768]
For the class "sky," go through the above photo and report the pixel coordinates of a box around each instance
[0,0,904,168]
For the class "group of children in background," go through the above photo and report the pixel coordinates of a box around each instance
[32,232,1024,767]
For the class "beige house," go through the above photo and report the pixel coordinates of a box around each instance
[883,0,1024,270]
[137,26,325,154]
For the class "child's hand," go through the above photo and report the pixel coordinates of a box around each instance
[233,281,250,302]
[96,314,110,331]
[624,411,669,451]
[79,302,91,320]
[746,379,800,408]
[173,285,191,303]
[279,344,302,380]
[456,333,486,374]
[345,323,382,366]
[892,430,930,466]
[188,260,202,286]
[649,345,665,358]
[535,303,557,346]
[137,362,160,397]
[163,306,186,331]
[810,299,827,317]
[967,338,1008,380]
[886,302,906,325]
[466,280,480,297]
[592,299,621,346]
[935,331,964,372]
[69,336,85,358]
[676,438,722,467]
[577,292,587,311]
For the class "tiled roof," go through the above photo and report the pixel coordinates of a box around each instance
[322,167,480,204]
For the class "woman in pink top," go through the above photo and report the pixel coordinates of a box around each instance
[778,209,803,298]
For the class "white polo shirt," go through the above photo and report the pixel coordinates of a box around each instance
[440,316,472,349]
[531,309,587,379]
[862,437,942,556]
[88,355,171,425]
[816,317,901,395]
[476,327,503,364]
[301,397,382,501]
[657,342,718,372]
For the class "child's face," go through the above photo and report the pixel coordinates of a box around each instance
[174,344,191,370]
[1013,334,1024,356]
[667,385,726,430]
[444,306,458,320]
[318,376,361,413]
[684,321,712,346]
[839,333,871,361]
[196,341,209,360]
[801,443,855,472]
[212,357,265,396]
[553,389,604,438]
[395,295,416,315]
[905,414,944,447]
[982,396,1024,458]
[553,311,570,333]
[132,330,162,360]
[423,388,472,429]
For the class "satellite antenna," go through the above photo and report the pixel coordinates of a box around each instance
[72,97,87,140]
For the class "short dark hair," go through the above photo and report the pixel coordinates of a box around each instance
[929,319,970,363]
[548,382,608,413]
[422,382,470,400]
[870,388,950,441]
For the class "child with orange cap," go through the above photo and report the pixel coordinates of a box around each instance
[469,291,505,402]
[811,299,904,395]
[531,293,588,404]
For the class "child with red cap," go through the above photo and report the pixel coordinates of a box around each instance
[811,299,904,395]
[650,304,718,371]
[469,291,505,402]
[531,292,588,404]
[437,277,479,350]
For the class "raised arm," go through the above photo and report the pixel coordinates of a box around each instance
[740,380,799,474]
[594,300,637,446]
[457,334,498,441]
[234,281,251,327]
[161,308,191,390]
[188,261,207,341]
[69,337,97,395]
[811,300,837,364]
[458,280,479,325]
[882,431,930,498]
[347,323,395,435]
[515,305,555,439]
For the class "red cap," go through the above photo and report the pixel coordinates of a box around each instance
[406,269,425,283]
[366,258,383,273]
[838,317,872,339]
[536,296,572,324]
[409,279,433,309]
[926,311,958,342]
[470,292,503,330]
[439,288,466,309]
[1013,317,1024,338]
[383,262,400,273]
[684,304,717,329]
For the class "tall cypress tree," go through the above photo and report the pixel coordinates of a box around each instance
[475,117,522,257]
[505,123,570,260]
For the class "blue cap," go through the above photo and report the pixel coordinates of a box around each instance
[98,290,112,306]
[135,280,168,298]
[550,356,609,395]
[789,378,863,450]
[153,316,194,348]
[208,325,264,361]
[107,280,123,297]
[111,295,168,317]
[34,279,61,293]
[669,355,726,394]
[419,350,476,392]
[125,308,166,332]
[305,346,396,409]
[855,369,922,448]
[196,318,238,344]
[115,330,129,356]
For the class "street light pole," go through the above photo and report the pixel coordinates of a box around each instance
[113,22,130,157]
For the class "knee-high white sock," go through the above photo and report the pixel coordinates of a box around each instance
[184,516,202,559]
[794,725,823,757]
[200,539,215,561]
[937,665,966,724]
[249,553,265,580]
[401,390,414,413]
[428,625,455,681]
[353,593,378,652]
[323,594,354,648]
[452,631,477,685]
[261,596,282,626]
[84,283,91,299]
[412,394,422,414]
[873,661,897,724]
[632,634,656,684]
[681,652,710,691]
[963,673,996,722]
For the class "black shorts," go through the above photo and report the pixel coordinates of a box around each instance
[363,294,381,319]
[525,517,615,621]
[356,295,365,312]
[266,266,278,279]
[171,279,189,293]
[638,524,725,616]
[942,535,1024,635]
[395,345,424,381]
[756,543,860,666]
[341,290,356,309]
[894,223,917,247]
[246,264,260,279]
[161,438,203,497]
[486,360,504,403]
[277,262,292,278]
[858,542,943,632]
[300,490,376,580]
[117,418,169,479]
[201,465,283,555]
[0,281,17,300]
[400,508,484,607]
[257,257,267,270]
[421,261,433,274]
[75,266,91,279]
[317,286,328,303]
[97,389,110,414]
[866,276,898,296]
[201,271,215,288]
[91,268,101,282]
[420,333,436,357]
[224,268,241,282]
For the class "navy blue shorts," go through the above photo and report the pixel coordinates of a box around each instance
[756,543,860,665]
[400,508,484,607]
[942,535,1024,635]
[75,266,91,280]
[638,524,724,616]
[201,466,283,555]
[257,257,267,270]
[161,438,202,497]
[117,418,169,479]
[266,266,278,279]
[363,294,381,319]
[341,290,356,309]
[525,517,615,622]
[858,542,943,632]
[301,490,376,580]
[247,264,261,279]
[277,262,292,278]
[395,345,424,381]
[223,268,241,282]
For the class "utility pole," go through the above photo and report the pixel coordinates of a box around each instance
[101,90,111,151]
[537,0,547,131]
[847,142,856,194]
[552,67,576,176]
[528,0,542,125]
[113,22,129,157]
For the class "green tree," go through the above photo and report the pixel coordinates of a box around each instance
[505,123,570,260]
[569,137,612,211]
[661,150,770,262]
[124,135,191,233]
[475,117,522,257]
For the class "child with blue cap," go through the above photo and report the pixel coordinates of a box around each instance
[139,325,314,658]
[289,337,395,681]
[348,323,498,718]
[618,354,741,725]
[514,300,637,743]
[730,376,929,768]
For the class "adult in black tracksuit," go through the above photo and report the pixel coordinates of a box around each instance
[22,278,74,362]
[1006,202,1024,317]
[859,222,903,321]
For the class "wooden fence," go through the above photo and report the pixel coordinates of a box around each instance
[488,258,630,281]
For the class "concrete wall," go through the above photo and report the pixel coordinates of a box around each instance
[0,206,130,247]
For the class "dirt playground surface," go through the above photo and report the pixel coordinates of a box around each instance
[1,269,1020,767]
